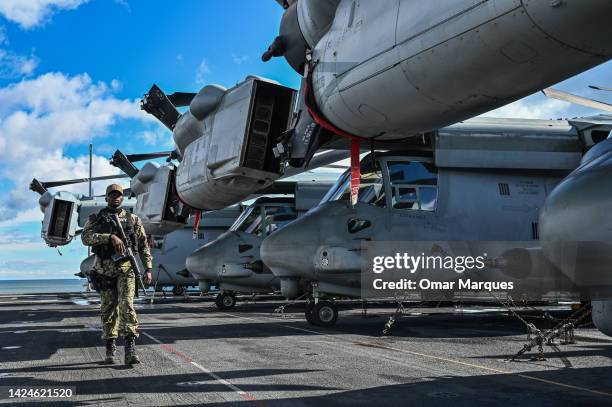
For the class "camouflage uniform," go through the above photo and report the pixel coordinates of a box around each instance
[81,207,152,339]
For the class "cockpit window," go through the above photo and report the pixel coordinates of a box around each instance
[251,205,297,237]
[387,161,438,211]
[320,171,349,204]
[319,169,386,207]
[232,204,297,236]
[230,206,256,232]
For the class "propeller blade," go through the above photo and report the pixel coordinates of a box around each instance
[167,92,196,107]
[29,178,47,195]
[589,85,612,92]
[40,174,129,189]
[110,150,139,178]
[542,88,612,114]
[125,151,173,162]
[140,84,181,130]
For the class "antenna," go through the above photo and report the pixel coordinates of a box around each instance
[89,143,93,198]
[88,143,93,259]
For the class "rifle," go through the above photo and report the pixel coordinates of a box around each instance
[111,213,149,298]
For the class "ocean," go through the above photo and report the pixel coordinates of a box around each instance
[0,279,87,294]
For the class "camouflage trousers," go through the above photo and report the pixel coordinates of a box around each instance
[99,270,138,339]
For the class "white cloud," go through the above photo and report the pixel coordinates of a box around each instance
[139,128,170,146]
[0,152,124,223]
[0,0,89,29]
[482,96,570,120]
[0,207,40,227]
[0,25,38,79]
[110,79,122,91]
[483,62,612,120]
[0,230,45,251]
[232,54,248,65]
[195,58,210,85]
[0,72,151,222]
[0,48,38,78]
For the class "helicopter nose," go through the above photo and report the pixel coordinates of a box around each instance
[262,202,352,280]
[522,0,612,56]
[261,215,321,281]
[186,237,227,280]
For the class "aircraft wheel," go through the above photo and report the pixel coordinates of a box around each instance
[216,293,236,310]
[312,301,338,327]
[172,285,185,296]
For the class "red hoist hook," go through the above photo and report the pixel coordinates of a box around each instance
[193,210,202,240]
[350,139,360,206]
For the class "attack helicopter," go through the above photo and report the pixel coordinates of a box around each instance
[261,115,612,326]
[186,181,331,309]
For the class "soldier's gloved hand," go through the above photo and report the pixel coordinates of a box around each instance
[110,234,126,255]
[144,270,152,286]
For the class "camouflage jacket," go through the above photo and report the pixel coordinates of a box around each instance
[81,207,153,277]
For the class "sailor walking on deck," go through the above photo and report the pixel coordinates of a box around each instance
[81,184,153,365]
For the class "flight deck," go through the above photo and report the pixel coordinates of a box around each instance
[1,293,611,406]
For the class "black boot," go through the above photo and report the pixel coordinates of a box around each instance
[105,338,116,364]
[124,334,140,365]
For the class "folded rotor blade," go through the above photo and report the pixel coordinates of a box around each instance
[44,174,128,188]
[29,178,48,195]
[167,92,196,107]
[141,84,181,130]
[110,150,139,178]
[125,151,173,162]
[543,88,612,114]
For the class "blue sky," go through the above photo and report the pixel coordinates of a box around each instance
[0,0,610,280]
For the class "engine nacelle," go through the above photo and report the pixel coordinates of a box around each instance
[174,77,296,210]
[272,0,612,139]
[40,191,79,247]
[38,191,135,247]
[131,162,190,235]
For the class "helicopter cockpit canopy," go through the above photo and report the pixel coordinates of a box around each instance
[230,198,297,237]
[319,153,438,211]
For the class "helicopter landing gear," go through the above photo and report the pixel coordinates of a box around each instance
[215,292,237,310]
[306,300,338,327]
[172,285,185,296]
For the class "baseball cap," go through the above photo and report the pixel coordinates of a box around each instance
[105,184,124,196]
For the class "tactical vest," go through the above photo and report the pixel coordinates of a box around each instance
[90,208,138,260]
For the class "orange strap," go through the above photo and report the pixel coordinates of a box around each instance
[350,139,360,206]
[192,210,201,240]
[303,71,363,206]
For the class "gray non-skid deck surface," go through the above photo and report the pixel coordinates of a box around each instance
[1,293,611,406]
